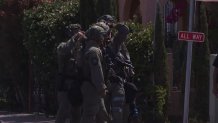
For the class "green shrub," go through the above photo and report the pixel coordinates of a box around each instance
[191,4,209,122]
[153,2,168,123]
[96,0,118,18]
[22,0,79,113]
[153,85,168,123]
[208,28,218,53]
[79,0,118,29]
[125,21,156,122]
[0,0,4,7]
[126,22,153,78]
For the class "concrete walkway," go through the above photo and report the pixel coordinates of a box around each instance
[0,111,55,123]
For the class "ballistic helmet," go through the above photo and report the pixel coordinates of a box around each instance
[94,22,110,35]
[85,25,107,41]
[97,14,115,23]
[65,24,81,37]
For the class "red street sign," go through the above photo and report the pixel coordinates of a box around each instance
[178,31,205,42]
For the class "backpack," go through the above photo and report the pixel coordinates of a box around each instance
[57,33,86,106]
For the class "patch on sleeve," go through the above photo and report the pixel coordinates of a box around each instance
[91,57,98,66]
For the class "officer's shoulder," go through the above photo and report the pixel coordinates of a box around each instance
[87,47,101,55]
[57,42,67,53]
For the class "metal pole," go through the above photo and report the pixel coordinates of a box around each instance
[183,0,195,123]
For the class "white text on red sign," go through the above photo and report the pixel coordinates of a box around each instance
[178,31,205,42]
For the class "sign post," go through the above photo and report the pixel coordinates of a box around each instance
[183,0,195,123]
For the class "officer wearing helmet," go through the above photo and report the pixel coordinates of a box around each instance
[94,21,111,48]
[97,15,115,27]
[80,24,110,123]
[98,15,139,123]
[97,15,131,61]
[56,23,86,123]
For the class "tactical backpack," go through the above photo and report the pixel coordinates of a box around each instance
[57,34,86,106]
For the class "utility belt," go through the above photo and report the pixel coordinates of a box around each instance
[57,74,81,91]
[82,78,96,88]
[109,75,126,84]
[63,74,78,80]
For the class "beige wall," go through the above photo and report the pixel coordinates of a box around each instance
[118,0,168,24]
[118,0,126,21]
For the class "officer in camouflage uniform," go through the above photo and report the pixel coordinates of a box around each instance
[98,15,139,123]
[80,24,110,123]
[56,24,86,123]
[97,15,132,71]
[106,23,130,123]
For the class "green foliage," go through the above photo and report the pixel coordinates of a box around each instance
[23,0,79,75]
[191,4,209,122]
[96,0,118,18]
[0,0,4,7]
[189,117,207,123]
[126,22,155,122]
[126,22,153,76]
[153,2,167,85]
[79,0,118,29]
[0,87,8,109]
[125,21,155,122]
[154,85,168,122]
[23,0,79,113]
[153,2,168,123]
[125,21,166,123]
[110,0,118,18]
[138,85,168,123]
[208,28,218,53]
[206,4,218,53]
[79,0,97,29]
[172,41,186,89]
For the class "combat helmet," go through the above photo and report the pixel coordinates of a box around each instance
[85,25,107,41]
[94,22,110,35]
[65,24,82,37]
[97,14,115,23]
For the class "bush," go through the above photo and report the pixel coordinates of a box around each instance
[125,21,156,122]
[23,0,79,114]
[0,0,4,7]
[208,28,218,53]
[191,4,209,122]
[153,3,168,123]
[126,22,153,79]
[79,0,118,29]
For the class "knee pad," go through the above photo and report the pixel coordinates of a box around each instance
[129,103,139,118]
[111,96,125,108]
[111,107,123,113]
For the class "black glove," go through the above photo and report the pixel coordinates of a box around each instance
[115,23,129,35]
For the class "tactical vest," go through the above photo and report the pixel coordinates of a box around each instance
[57,35,84,106]
[103,46,128,84]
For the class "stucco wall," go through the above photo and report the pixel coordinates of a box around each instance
[118,0,168,24]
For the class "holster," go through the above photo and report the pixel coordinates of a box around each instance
[109,75,125,84]
[124,82,138,104]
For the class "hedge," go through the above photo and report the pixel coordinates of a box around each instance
[23,0,79,114]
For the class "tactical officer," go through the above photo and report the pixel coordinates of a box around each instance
[213,54,218,97]
[98,15,139,122]
[97,15,132,68]
[103,23,130,123]
[80,24,110,123]
[56,24,86,123]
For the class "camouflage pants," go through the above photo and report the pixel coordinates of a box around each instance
[55,91,81,123]
[108,82,125,123]
[80,82,110,123]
